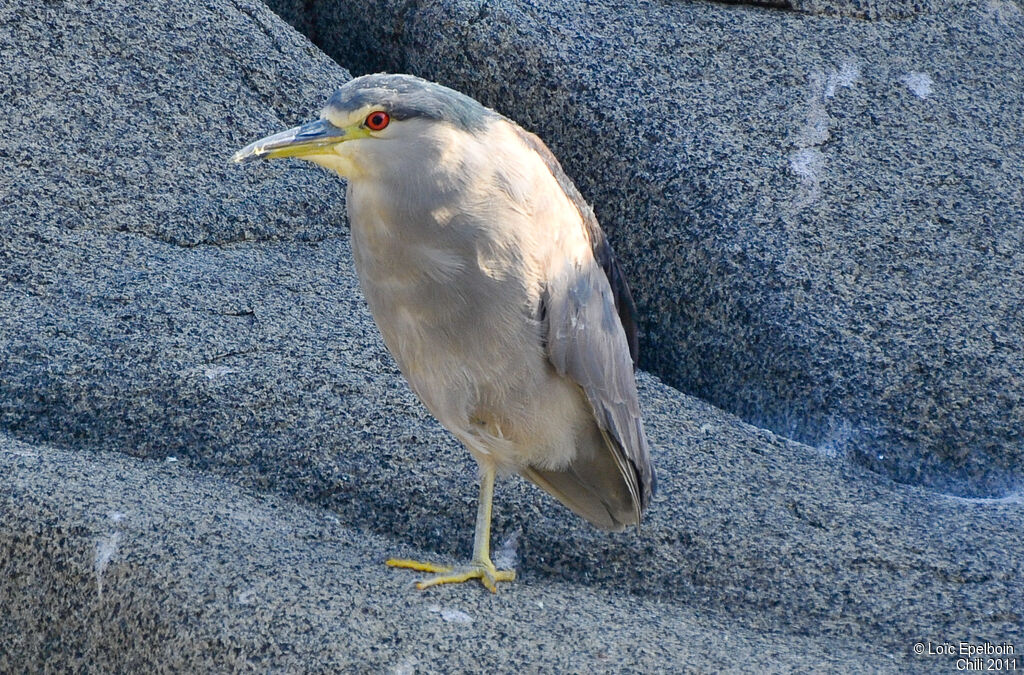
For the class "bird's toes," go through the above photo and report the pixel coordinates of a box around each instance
[385,558,453,574]
[387,556,516,592]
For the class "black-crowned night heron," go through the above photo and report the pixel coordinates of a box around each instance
[233,74,655,592]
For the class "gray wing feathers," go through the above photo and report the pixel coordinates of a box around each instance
[510,126,640,367]
[510,124,655,517]
[544,262,654,516]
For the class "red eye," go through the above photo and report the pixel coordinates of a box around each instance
[365,111,390,131]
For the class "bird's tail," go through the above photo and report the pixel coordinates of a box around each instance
[520,424,640,532]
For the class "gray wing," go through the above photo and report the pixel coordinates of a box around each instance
[512,126,655,514]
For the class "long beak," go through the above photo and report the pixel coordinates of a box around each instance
[231,118,349,163]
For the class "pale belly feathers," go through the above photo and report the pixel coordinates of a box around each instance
[346,172,591,473]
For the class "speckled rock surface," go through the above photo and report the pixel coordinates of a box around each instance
[1,0,1023,671]
[4,402,1023,672]
[269,0,1024,497]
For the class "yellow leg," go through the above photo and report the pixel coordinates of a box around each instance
[386,462,516,592]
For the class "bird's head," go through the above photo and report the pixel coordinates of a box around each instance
[232,73,495,179]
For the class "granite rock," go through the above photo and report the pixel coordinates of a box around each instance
[4,398,1023,671]
[1,0,1022,670]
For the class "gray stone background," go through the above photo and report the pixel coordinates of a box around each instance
[1,0,1021,671]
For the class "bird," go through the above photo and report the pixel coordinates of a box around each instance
[233,73,654,592]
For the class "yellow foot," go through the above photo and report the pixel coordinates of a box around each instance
[386,558,516,593]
